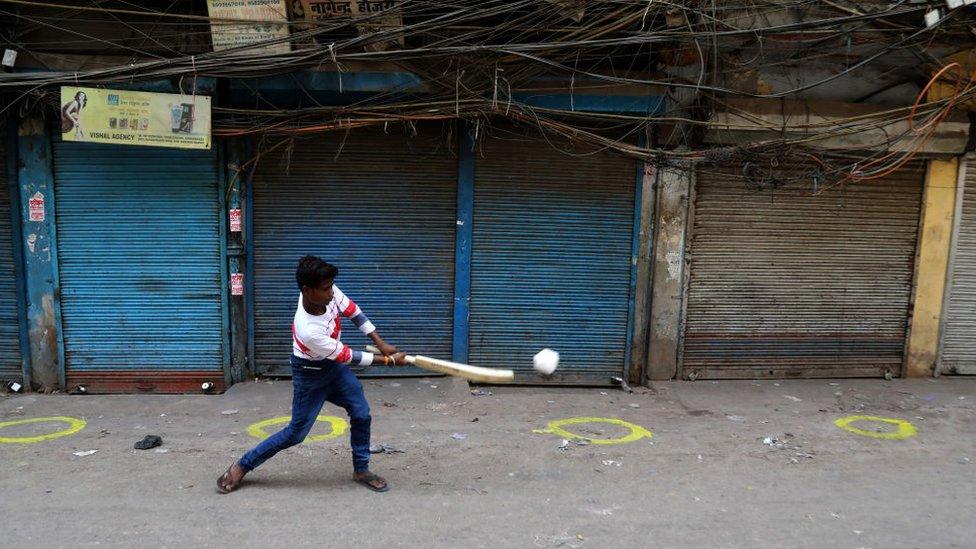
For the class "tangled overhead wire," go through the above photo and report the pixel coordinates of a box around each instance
[0,0,974,183]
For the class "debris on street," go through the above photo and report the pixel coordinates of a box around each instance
[134,435,162,450]
[369,443,405,454]
[610,376,633,393]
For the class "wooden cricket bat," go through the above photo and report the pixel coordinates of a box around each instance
[366,345,515,384]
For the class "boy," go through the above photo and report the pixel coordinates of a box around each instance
[217,255,407,493]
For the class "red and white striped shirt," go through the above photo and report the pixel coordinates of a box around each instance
[292,286,376,365]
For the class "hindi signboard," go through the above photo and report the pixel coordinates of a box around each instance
[298,0,403,51]
[207,0,291,55]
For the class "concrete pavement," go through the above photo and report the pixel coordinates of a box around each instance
[1,376,974,548]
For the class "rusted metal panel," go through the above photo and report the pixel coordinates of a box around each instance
[683,161,925,379]
[65,370,226,394]
[250,124,457,377]
[468,130,637,384]
[940,155,976,375]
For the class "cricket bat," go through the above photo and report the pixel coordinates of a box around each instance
[366,345,515,384]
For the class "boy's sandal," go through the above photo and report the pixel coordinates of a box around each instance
[355,472,389,492]
[216,464,243,494]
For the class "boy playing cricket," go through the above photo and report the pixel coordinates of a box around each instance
[217,255,407,493]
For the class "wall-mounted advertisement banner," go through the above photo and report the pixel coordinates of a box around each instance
[60,87,212,150]
[207,0,291,55]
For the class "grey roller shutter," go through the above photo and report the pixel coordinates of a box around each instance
[683,162,924,379]
[940,156,976,374]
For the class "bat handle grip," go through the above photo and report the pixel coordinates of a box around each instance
[365,345,416,364]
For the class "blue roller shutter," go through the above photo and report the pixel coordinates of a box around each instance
[469,134,638,383]
[251,125,457,376]
[53,141,225,393]
[0,142,24,383]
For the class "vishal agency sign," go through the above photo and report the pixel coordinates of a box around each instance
[60,87,212,150]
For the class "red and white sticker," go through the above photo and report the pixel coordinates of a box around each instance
[229,209,242,232]
[231,273,244,296]
[28,191,44,222]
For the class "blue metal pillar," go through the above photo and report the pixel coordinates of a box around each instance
[243,137,256,379]
[452,122,475,364]
[225,138,247,384]
[16,117,65,389]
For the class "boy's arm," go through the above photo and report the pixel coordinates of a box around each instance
[298,326,404,366]
[335,286,398,356]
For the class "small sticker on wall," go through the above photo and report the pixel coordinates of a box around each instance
[229,209,242,232]
[28,192,44,222]
[231,273,244,296]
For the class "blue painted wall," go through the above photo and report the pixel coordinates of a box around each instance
[16,117,65,389]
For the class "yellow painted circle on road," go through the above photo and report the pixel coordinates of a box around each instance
[246,415,349,442]
[834,415,917,440]
[533,417,653,445]
[0,416,87,444]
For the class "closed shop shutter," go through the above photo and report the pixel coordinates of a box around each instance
[251,125,457,376]
[683,162,924,379]
[0,142,24,383]
[469,134,637,383]
[940,156,976,375]
[53,142,225,392]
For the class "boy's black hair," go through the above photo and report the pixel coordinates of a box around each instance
[296,255,338,290]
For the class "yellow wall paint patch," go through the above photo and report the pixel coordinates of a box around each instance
[834,415,917,440]
[533,417,653,445]
[0,416,87,444]
[246,415,349,442]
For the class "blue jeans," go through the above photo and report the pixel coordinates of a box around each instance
[239,355,372,473]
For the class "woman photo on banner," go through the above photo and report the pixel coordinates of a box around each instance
[61,90,87,140]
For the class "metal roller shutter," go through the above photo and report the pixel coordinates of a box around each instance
[683,162,925,379]
[940,156,976,375]
[0,142,24,383]
[251,125,457,376]
[53,142,225,393]
[469,134,637,384]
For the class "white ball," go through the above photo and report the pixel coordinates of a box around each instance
[533,348,559,376]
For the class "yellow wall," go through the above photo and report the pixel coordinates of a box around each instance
[906,158,959,377]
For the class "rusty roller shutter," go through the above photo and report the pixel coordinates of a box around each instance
[251,124,457,377]
[683,161,925,379]
[940,156,976,375]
